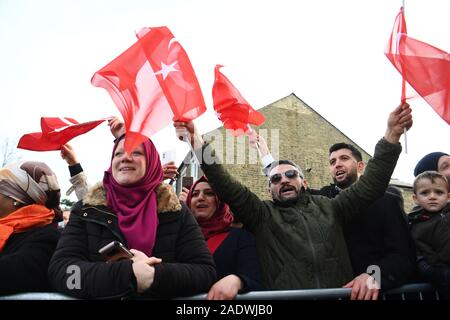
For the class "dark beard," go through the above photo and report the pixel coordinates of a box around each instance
[333,175,356,190]
[272,187,304,207]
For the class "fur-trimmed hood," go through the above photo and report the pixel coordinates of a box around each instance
[83,182,182,213]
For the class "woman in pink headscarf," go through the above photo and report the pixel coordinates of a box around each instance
[48,134,216,299]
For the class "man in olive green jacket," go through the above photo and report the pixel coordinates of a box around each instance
[174,103,412,297]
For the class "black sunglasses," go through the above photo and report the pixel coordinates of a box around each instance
[269,169,301,185]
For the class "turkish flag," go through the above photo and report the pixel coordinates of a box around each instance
[18,117,106,151]
[212,65,265,136]
[92,26,206,153]
[386,7,450,125]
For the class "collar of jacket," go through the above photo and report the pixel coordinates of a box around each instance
[82,182,182,215]
[409,202,450,223]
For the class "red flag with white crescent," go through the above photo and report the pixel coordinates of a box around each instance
[92,26,206,153]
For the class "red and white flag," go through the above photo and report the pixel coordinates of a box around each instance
[92,26,206,153]
[212,65,265,136]
[385,7,450,125]
[18,117,107,151]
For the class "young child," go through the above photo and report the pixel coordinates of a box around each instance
[409,171,450,293]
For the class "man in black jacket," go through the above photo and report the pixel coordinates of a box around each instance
[311,142,417,299]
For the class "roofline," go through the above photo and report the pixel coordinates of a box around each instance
[177,92,375,170]
[268,93,373,157]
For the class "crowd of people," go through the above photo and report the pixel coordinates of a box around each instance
[1,102,450,300]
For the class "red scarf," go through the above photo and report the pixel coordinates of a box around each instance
[0,204,54,252]
[207,232,229,254]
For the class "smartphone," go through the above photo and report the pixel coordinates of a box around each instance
[98,241,134,262]
[182,176,194,190]
[161,149,176,165]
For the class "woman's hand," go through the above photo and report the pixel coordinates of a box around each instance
[178,187,190,203]
[60,144,79,166]
[130,249,162,293]
[108,116,125,138]
[207,274,243,300]
[162,161,178,180]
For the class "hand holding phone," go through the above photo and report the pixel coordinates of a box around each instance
[99,241,134,262]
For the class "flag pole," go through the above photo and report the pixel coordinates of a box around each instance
[247,124,262,156]
[401,0,408,153]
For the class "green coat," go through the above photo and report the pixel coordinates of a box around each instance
[198,138,401,290]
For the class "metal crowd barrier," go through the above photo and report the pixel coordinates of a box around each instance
[180,283,440,300]
[0,292,76,300]
[0,283,440,300]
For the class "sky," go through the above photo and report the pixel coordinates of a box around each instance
[1,0,449,201]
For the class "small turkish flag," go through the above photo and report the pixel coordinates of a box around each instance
[212,65,265,136]
[18,117,106,151]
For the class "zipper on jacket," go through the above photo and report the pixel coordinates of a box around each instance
[83,206,117,218]
[300,214,321,288]
[81,206,126,244]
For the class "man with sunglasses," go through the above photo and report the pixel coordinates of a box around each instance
[174,103,412,299]
[310,143,417,299]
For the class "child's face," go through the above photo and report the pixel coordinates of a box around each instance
[413,178,450,213]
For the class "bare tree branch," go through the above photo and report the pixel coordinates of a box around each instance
[1,138,21,167]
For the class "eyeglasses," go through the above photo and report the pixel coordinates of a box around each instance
[269,169,302,185]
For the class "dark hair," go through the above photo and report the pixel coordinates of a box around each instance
[413,171,449,193]
[264,160,304,179]
[329,143,363,162]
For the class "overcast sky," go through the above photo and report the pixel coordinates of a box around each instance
[1,0,449,200]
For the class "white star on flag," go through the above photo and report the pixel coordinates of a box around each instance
[154,61,179,80]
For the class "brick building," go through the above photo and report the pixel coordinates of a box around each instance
[176,93,414,211]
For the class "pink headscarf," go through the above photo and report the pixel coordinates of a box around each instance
[186,176,233,240]
[103,135,163,256]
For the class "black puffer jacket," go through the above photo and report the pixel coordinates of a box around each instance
[312,185,417,289]
[48,183,216,299]
[0,224,60,295]
[409,202,450,266]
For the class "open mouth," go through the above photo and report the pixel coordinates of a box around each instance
[335,170,346,179]
[195,204,209,209]
[280,185,296,195]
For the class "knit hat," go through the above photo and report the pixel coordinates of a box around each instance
[414,152,449,177]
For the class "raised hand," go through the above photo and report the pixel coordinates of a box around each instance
[384,102,413,144]
[249,132,270,157]
[60,144,79,166]
[108,116,125,139]
[162,161,178,181]
[178,187,190,203]
[173,121,203,149]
